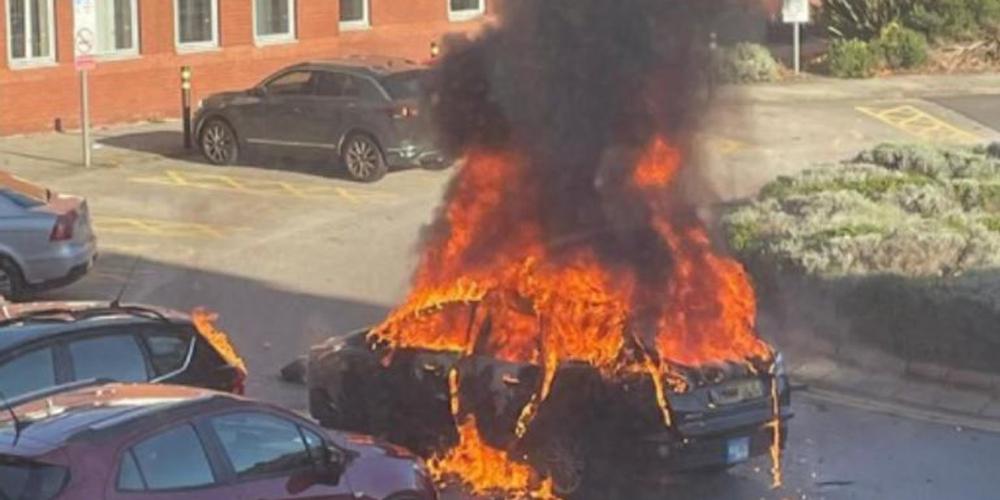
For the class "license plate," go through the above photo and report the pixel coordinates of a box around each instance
[727,437,750,464]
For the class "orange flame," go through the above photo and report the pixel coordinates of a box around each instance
[191,308,247,374]
[374,138,776,497]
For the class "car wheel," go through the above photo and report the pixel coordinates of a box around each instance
[341,134,387,183]
[0,257,25,301]
[200,118,240,165]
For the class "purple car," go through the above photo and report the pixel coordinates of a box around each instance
[0,381,437,500]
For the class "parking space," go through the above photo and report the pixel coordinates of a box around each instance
[856,103,985,144]
[130,169,399,204]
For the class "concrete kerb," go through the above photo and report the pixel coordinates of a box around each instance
[786,337,1000,433]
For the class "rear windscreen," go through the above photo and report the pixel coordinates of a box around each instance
[0,456,69,500]
[381,71,428,100]
[0,173,48,208]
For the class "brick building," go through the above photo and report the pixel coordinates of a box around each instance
[0,0,496,135]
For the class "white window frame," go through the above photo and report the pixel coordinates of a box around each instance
[174,0,219,52]
[5,0,56,68]
[447,0,485,22]
[338,0,369,31]
[96,0,140,59]
[253,0,297,45]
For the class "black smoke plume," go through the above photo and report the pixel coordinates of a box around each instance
[426,0,749,275]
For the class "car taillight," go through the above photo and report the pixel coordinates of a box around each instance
[391,105,419,119]
[49,211,78,241]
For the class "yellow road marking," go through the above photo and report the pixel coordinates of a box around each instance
[93,216,244,239]
[697,133,751,156]
[856,104,982,144]
[130,170,396,204]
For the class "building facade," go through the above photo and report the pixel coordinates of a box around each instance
[0,0,495,135]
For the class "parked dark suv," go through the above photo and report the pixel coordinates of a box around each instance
[0,301,247,401]
[0,381,437,500]
[193,56,446,182]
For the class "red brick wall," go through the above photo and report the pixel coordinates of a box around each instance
[0,0,494,135]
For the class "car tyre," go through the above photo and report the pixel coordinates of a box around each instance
[200,118,240,166]
[341,134,387,183]
[0,256,25,301]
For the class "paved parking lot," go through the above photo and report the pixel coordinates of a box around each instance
[4,89,1000,498]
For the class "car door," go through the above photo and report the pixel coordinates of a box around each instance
[108,422,237,500]
[0,343,59,399]
[202,411,355,500]
[62,328,152,384]
[256,70,325,149]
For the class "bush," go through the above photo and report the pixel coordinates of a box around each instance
[903,0,1000,41]
[827,39,880,78]
[723,143,1000,373]
[821,0,913,41]
[875,23,929,69]
[711,43,780,84]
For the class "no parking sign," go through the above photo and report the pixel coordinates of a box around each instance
[74,0,98,71]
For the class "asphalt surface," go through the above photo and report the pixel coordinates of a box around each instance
[930,94,1000,134]
[4,88,1000,499]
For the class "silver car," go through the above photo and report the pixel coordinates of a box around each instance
[0,171,97,299]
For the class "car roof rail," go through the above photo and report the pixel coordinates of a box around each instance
[7,378,117,408]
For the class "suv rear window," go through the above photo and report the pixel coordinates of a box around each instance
[0,456,69,500]
[0,172,48,208]
[380,71,427,99]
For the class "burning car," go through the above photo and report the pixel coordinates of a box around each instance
[307,295,791,498]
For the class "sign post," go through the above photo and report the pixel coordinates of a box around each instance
[782,0,810,75]
[74,0,98,167]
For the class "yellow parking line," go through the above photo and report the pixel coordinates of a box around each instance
[856,104,982,144]
[130,170,396,204]
[93,216,244,239]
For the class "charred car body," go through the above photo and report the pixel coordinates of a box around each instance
[307,300,791,496]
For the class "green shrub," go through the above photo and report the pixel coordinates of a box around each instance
[903,0,1000,41]
[875,23,929,69]
[821,0,913,41]
[827,39,880,78]
[711,43,780,84]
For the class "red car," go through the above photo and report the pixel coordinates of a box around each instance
[0,381,437,500]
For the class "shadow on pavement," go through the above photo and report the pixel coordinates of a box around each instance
[98,130,198,159]
[99,128,437,181]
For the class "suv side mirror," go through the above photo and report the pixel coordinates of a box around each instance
[249,86,268,98]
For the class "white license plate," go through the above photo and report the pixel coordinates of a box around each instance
[727,437,750,464]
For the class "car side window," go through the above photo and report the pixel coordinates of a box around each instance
[266,71,315,96]
[141,330,193,377]
[125,424,216,491]
[0,347,55,399]
[209,412,312,478]
[315,72,348,97]
[68,334,148,383]
[116,450,144,491]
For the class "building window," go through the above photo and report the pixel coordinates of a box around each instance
[339,0,369,30]
[6,0,55,66]
[448,0,484,21]
[97,0,139,56]
[175,0,218,50]
[254,0,295,43]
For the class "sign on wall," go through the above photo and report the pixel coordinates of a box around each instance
[74,0,98,71]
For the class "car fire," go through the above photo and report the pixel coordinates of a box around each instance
[306,1,791,498]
